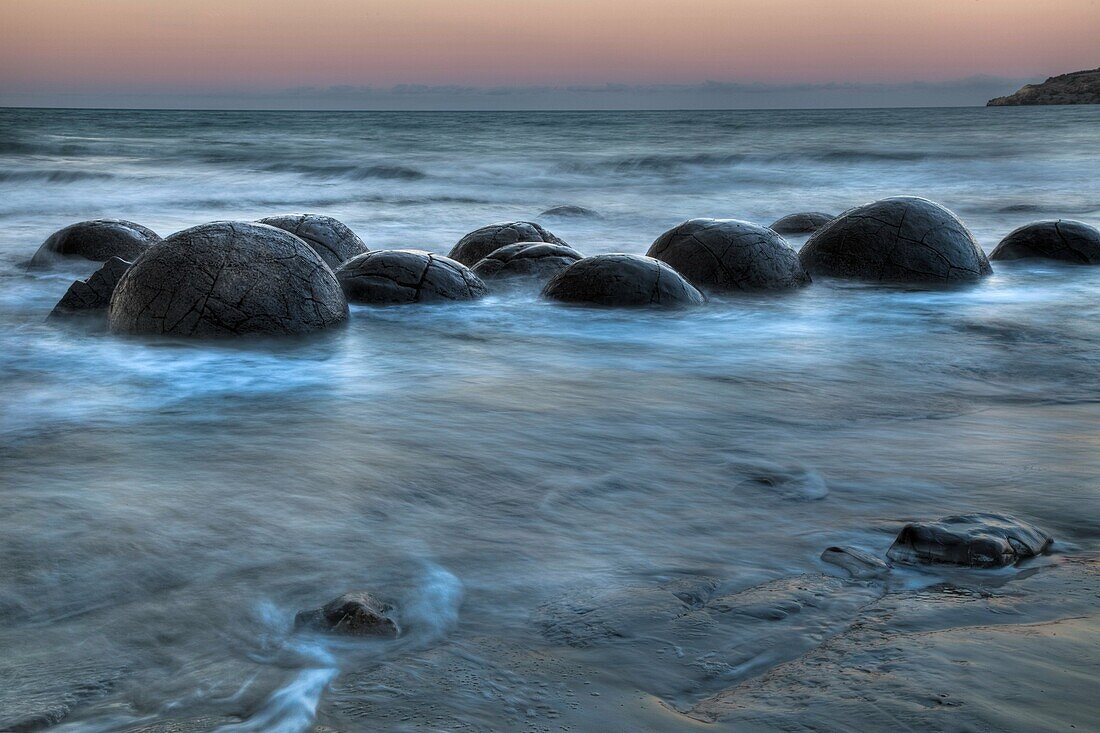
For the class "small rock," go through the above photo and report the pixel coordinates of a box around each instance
[30,219,159,267]
[886,513,1053,568]
[989,220,1100,264]
[769,212,834,234]
[49,257,131,318]
[258,213,368,270]
[336,249,487,305]
[820,546,890,579]
[538,205,600,219]
[542,253,705,308]
[471,242,583,285]
[448,221,568,266]
[295,591,399,637]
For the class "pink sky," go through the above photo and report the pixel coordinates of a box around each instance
[1,0,1096,91]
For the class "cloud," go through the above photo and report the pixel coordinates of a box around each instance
[0,77,1035,110]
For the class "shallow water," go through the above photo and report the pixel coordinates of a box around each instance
[1,107,1099,732]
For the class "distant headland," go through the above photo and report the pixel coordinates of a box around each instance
[987,68,1100,105]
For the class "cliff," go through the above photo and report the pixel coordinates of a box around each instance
[987,68,1100,106]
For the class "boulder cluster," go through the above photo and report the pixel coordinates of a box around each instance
[35,201,1100,337]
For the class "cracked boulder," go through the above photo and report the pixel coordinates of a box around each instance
[799,196,992,284]
[989,219,1100,264]
[108,221,348,337]
[886,513,1052,568]
[258,213,368,270]
[769,211,834,234]
[542,253,705,307]
[448,221,568,266]
[647,219,810,292]
[295,591,399,637]
[471,242,583,285]
[49,256,131,318]
[30,219,160,267]
[335,249,487,305]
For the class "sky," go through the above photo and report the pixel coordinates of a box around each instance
[0,0,1096,109]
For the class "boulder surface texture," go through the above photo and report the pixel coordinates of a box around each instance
[50,257,131,318]
[448,221,567,266]
[769,212,834,234]
[989,220,1100,264]
[108,221,348,337]
[336,249,487,305]
[31,219,159,266]
[472,242,583,283]
[258,213,368,270]
[799,196,992,284]
[543,253,705,307]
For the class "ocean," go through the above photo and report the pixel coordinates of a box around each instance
[2,106,1099,732]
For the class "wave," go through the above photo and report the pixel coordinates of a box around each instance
[0,169,115,183]
[262,163,427,180]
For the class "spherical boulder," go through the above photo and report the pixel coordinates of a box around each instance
[542,254,705,307]
[30,219,159,267]
[989,220,1100,264]
[448,221,567,266]
[769,212,834,234]
[646,219,810,292]
[335,249,487,305]
[471,242,583,285]
[257,213,368,270]
[108,221,348,337]
[799,196,992,284]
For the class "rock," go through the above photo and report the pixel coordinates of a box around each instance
[30,219,159,267]
[987,68,1100,106]
[647,219,810,293]
[257,213,368,270]
[295,591,399,637]
[821,546,890,580]
[448,221,568,266]
[538,205,600,219]
[769,212,834,234]
[471,242,583,285]
[335,249,487,305]
[542,253,705,307]
[886,513,1053,568]
[49,257,131,318]
[799,196,992,284]
[989,220,1100,264]
[108,221,348,337]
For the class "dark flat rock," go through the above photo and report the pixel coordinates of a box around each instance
[821,546,890,580]
[108,221,348,337]
[448,221,567,266]
[257,213,368,270]
[30,219,159,267]
[49,257,131,318]
[336,249,487,305]
[769,212,834,234]
[989,219,1100,264]
[542,253,705,307]
[647,218,810,292]
[886,513,1052,568]
[471,242,583,285]
[799,196,992,284]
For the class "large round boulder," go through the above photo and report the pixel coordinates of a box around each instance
[108,222,348,337]
[448,221,567,266]
[769,212,834,234]
[646,219,810,292]
[989,220,1100,264]
[799,196,992,284]
[471,242,583,285]
[542,254,705,307]
[30,219,159,267]
[335,249,487,305]
[257,213,368,270]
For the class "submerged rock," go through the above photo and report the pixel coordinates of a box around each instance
[448,221,568,266]
[108,221,348,337]
[335,249,487,305]
[821,546,890,580]
[471,242,583,284]
[799,196,992,284]
[258,213,368,270]
[30,219,159,267]
[295,591,399,637]
[886,513,1052,568]
[989,220,1100,264]
[542,253,705,307]
[538,205,600,219]
[646,219,810,292]
[49,257,131,318]
[769,212,834,234]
